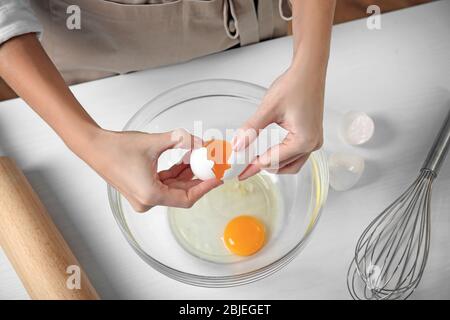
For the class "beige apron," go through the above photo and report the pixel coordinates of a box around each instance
[30,0,292,85]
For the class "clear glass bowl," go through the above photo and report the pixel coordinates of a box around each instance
[107,79,329,287]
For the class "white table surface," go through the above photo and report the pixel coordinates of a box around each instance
[1,1,449,300]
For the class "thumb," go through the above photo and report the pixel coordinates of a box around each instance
[232,104,274,151]
[156,128,203,152]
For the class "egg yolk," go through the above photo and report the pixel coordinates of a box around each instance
[204,139,232,180]
[223,215,266,256]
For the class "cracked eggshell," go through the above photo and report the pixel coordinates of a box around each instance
[339,111,375,145]
[222,151,247,180]
[223,145,256,180]
[329,152,365,191]
[190,147,216,180]
[190,145,255,181]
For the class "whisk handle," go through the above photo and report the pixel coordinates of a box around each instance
[422,109,450,176]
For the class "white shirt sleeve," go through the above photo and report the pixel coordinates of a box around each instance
[0,0,43,45]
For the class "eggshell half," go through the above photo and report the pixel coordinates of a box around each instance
[190,143,256,181]
[190,147,216,180]
[222,151,247,180]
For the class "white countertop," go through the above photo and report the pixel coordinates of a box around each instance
[0,1,449,300]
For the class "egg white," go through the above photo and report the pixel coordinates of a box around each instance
[168,174,283,263]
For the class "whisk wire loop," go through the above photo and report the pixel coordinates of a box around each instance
[347,170,434,300]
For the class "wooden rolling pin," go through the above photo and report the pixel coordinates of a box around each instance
[0,157,99,300]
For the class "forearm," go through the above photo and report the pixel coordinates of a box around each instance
[290,0,336,76]
[0,33,100,155]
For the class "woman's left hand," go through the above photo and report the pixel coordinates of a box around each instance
[233,64,325,180]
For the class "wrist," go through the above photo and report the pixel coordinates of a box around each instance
[291,43,329,79]
[63,121,104,159]
[288,58,327,93]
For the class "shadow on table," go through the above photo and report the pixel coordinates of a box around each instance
[23,168,123,300]
[362,114,396,149]
[356,159,381,189]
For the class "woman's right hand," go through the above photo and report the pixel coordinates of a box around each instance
[81,128,222,212]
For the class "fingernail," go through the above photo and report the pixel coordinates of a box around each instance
[238,165,260,181]
[238,174,248,181]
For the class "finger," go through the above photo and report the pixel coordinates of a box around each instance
[156,128,203,152]
[158,162,189,181]
[165,179,202,190]
[160,179,223,208]
[161,167,195,185]
[238,163,261,181]
[239,147,305,180]
[240,152,309,180]
[256,134,304,170]
[177,166,194,181]
[160,165,193,182]
[238,152,302,181]
[277,153,304,169]
[232,101,275,151]
[276,154,310,174]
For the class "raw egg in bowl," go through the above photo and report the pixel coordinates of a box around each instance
[107,79,329,287]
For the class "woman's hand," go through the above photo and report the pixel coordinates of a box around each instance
[232,0,334,180]
[233,64,325,180]
[83,128,222,212]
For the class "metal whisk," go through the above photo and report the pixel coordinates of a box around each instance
[347,109,450,300]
